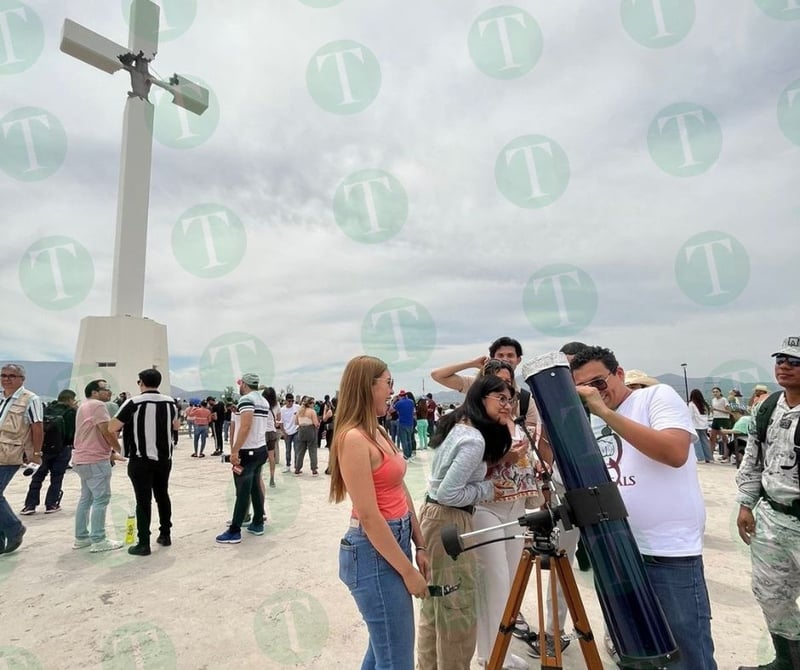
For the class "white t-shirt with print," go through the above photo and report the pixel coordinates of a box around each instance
[591,384,705,557]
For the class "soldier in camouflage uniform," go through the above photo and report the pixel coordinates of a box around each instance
[736,336,800,670]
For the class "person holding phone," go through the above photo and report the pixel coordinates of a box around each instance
[330,356,430,670]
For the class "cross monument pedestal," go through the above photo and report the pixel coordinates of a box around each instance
[60,0,208,396]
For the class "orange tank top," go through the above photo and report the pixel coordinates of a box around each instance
[352,449,409,521]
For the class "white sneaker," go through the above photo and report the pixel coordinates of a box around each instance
[282,466,291,473]
[73,538,92,549]
[90,539,124,553]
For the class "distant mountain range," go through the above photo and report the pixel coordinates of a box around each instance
[13,361,775,404]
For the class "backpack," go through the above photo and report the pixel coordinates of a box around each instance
[754,391,800,468]
[42,403,67,455]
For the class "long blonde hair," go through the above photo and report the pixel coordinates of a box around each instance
[328,355,388,504]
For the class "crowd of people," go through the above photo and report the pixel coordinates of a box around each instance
[2,333,799,670]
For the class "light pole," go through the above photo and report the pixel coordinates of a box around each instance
[681,363,689,402]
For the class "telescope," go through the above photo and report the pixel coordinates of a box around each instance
[524,352,677,668]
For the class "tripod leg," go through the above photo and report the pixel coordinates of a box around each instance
[552,553,604,670]
[487,546,536,670]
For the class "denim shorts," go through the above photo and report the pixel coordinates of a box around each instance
[339,514,414,670]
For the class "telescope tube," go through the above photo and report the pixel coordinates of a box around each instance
[522,353,678,669]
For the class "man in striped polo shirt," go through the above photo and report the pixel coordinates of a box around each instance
[216,372,268,544]
[110,368,180,556]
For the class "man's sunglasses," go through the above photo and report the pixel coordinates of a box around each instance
[775,355,800,368]
[581,371,614,391]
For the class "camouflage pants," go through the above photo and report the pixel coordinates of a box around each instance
[417,501,477,670]
[751,501,800,640]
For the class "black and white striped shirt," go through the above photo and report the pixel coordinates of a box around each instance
[116,391,177,461]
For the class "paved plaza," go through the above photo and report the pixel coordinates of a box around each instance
[1,435,769,669]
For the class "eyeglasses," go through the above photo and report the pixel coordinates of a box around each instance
[775,355,800,368]
[374,376,394,387]
[581,371,614,391]
[486,394,513,406]
[0,374,20,379]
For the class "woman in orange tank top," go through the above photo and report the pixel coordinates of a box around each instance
[330,355,430,670]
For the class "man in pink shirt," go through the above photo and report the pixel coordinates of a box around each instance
[72,379,124,553]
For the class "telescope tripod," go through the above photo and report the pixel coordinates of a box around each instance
[487,543,603,670]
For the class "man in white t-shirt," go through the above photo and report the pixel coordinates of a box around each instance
[72,379,124,553]
[571,346,717,670]
[215,373,269,544]
[279,393,299,474]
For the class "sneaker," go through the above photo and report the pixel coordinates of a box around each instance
[199,453,206,458]
[90,539,124,553]
[246,523,264,536]
[282,466,291,473]
[73,538,92,549]
[19,507,35,516]
[45,504,61,514]
[156,534,171,546]
[4,525,26,554]
[512,613,530,639]
[216,529,242,544]
[294,470,303,475]
[526,633,571,659]
[312,470,319,476]
[127,543,151,556]
[269,480,276,488]
[191,453,197,457]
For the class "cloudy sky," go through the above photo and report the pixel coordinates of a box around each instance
[1,0,798,398]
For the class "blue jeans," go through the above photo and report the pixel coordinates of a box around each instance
[339,514,414,670]
[0,464,23,543]
[284,433,297,468]
[193,426,208,454]
[398,425,414,459]
[643,555,717,669]
[74,461,113,543]
[694,430,714,462]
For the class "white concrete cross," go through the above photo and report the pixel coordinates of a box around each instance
[60,0,208,318]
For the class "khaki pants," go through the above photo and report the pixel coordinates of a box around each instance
[417,501,477,670]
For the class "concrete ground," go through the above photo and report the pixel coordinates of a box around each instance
[0,435,772,670]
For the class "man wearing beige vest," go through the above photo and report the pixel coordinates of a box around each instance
[0,363,43,554]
